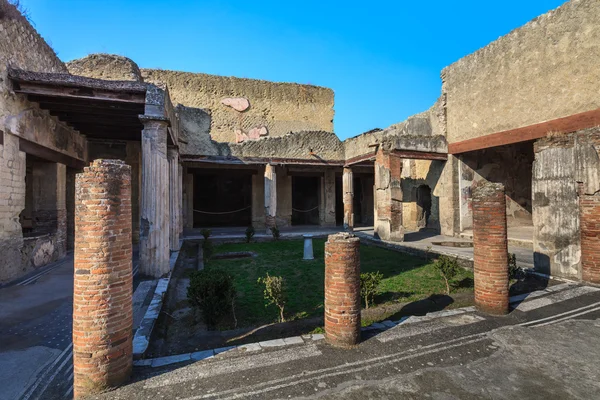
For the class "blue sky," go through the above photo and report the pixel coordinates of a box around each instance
[23,0,565,140]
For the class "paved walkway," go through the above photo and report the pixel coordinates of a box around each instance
[94,283,600,399]
[0,251,146,400]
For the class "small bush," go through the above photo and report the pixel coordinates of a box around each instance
[508,253,523,281]
[257,273,287,323]
[202,239,214,261]
[271,226,280,241]
[200,228,212,240]
[187,269,236,329]
[245,225,255,243]
[433,255,460,295]
[360,271,383,309]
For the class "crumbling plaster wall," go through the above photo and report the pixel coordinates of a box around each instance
[442,0,600,144]
[66,53,143,82]
[533,128,600,279]
[0,1,87,282]
[141,69,334,144]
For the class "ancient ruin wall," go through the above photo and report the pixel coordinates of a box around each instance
[443,0,600,144]
[66,53,143,82]
[0,1,85,282]
[141,69,334,144]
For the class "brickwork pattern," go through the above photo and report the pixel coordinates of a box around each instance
[472,181,509,315]
[324,233,361,347]
[580,193,600,284]
[73,159,133,398]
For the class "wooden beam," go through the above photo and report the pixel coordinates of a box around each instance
[448,107,600,154]
[14,82,146,104]
[56,115,142,128]
[344,152,376,166]
[45,104,143,118]
[19,138,86,169]
[32,96,144,110]
[391,149,448,161]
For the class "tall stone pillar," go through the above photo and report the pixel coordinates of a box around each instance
[472,181,509,315]
[32,161,67,257]
[343,167,354,231]
[579,188,600,284]
[73,160,132,398]
[168,147,180,251]
[178,163,184,237]
[264,163,277,233]
[374,148,404,242]
[139,115,170,277]
[324,233,361,347]
[320,169,336,227]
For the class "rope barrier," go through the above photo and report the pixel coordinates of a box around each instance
[292,206,320,213]
[193,206,251,215]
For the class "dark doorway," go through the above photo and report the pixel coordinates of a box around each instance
[335,176,343,226]
[416,185,432,229]
[193,170,252,227]
[292,176,320,225]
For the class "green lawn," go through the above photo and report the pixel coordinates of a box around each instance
[203,239,474,327]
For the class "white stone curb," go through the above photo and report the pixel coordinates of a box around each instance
[133,249,180,358]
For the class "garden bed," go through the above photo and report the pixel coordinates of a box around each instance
[146,238,555,357]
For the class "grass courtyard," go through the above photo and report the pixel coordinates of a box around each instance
[202,239,475,328]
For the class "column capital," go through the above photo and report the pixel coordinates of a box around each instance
[139,114,171,128]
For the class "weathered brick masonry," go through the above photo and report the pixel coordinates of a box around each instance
[472,181,509,315]
[580,192,600,284]
[374,148,404,242]
[324,233,361,347]
[73,159,133,398]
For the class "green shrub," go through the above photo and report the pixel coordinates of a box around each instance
[200,228,212,240]
[187,269,236,329]
[202,238,214,261]
[245,225,255,243]
[433,255,460,295]
[508,253,522,281]
[360,271,383,309]
[257,273,287,322]
[271,226,281,241]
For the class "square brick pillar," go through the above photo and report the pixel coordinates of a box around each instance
[472,181,509,315]
[325,233,361,347]
[139,115,170,277]
[374,148,404,242]
[579,187,600,284]
[343,167,354,231]
[264,163,277,233]
[73,159,132,398]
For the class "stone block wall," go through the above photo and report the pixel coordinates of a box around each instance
[443,0,600,144]
[533,128,600,279]
[141,69,334,144]
[0,130,25,282]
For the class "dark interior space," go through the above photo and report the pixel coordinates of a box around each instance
[416,185,432,229]
[353,177,364,224]
[193,170,252,227]
[460,140,534,227]
[335,176,343,226]
[292,176,320,225]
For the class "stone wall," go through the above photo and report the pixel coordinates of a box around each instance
[533,127,600,279]
[141,69,334,144]
[443,0,600,144]
[0,1,88,282]
[66,53,143,82]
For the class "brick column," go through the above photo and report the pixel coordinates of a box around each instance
[343,167,354,231]
[580,190,600,284]
[472,181,509,315]
[264,163,277,233]
[324,233,361,347]
[374,148,404,242]
[73,159,133,398]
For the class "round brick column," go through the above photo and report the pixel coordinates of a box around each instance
[472,181,509,315]
[324,233,361,347]
[580,192,600,284]
[73,159,133,398]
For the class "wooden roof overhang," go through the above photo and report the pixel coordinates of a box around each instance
[8,68,147,142]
